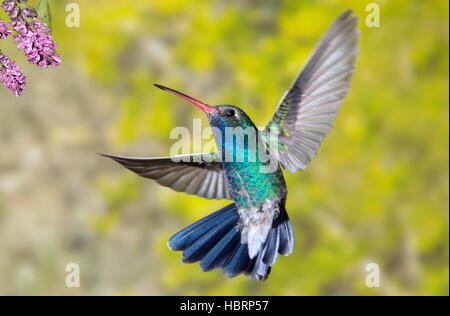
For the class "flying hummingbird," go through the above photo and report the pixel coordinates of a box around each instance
[102,10,359,281]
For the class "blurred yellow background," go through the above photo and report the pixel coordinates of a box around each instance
[0,0,448,295]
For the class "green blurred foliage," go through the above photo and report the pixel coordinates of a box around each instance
[0,0,448,295]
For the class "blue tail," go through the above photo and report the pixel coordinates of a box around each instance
[168,203,294,281]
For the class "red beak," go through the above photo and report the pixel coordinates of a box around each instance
[154,84,218,114]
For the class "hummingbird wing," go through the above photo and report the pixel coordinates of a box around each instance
[262,10,359,173]
[101,152,232,200]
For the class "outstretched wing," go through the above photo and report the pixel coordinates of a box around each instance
[101,152,232,200]
[262,10,359,173]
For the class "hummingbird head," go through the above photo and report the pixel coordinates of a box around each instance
[153,84,256,130]
[206,104,256,130]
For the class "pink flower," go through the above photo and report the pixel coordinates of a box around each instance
[2,0,61,68]
[0,49,26,97]
[0,19,12,38]
[1,0,14,12]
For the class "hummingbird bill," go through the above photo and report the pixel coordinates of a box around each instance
[102,10,359,281]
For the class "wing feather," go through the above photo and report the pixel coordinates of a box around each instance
[262,10,359,173]
[101,152,232,200]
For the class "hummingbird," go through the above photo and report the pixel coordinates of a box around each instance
[102,10,359,281]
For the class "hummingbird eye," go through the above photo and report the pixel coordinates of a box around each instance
[224,109,235,117]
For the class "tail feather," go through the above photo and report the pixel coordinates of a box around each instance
[182,213,237,263]
[247,246,271,281]
[222,243,252,277]
[278,222,289,255]
[167,202,294,281]
[200,227,240,272]
[168,204,236,251]
[278,214,295,256]
[262,226,280,266]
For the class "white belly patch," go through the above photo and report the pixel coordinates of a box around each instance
[238,199,279,259]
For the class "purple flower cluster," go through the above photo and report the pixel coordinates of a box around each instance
[0,49,26,96]
[2,0,61,68]
[0,19,12,38]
